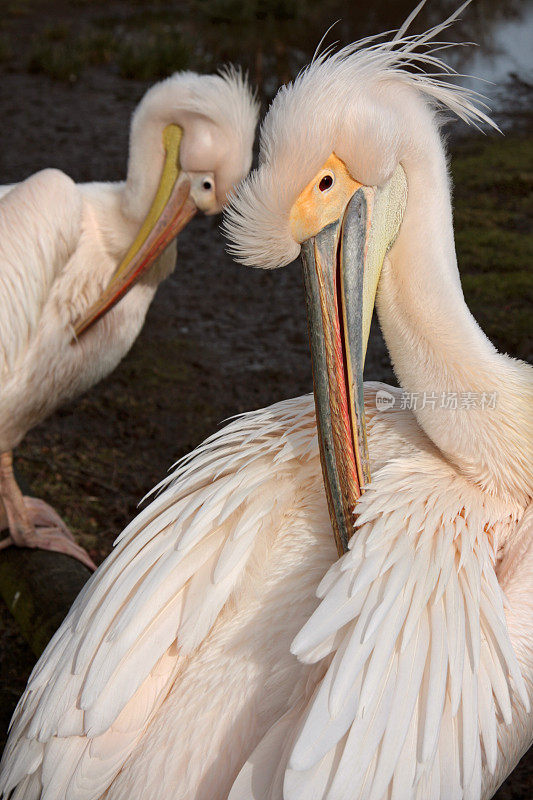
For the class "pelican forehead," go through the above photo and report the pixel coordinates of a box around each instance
[224,25,496,270]
[289,154,362,244]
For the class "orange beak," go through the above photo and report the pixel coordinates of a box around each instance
[300,166,407,554]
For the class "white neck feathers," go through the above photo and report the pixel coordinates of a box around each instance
[376,95,532,506]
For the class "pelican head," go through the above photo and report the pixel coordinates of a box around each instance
[224,10,496,554]
[75,68,258,337]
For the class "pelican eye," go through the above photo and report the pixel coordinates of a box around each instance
[202,179,213,191]
[319,174,334,192]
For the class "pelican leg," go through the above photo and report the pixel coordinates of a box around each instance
[0,451,96,570]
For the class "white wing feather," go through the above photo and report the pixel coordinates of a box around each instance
[0,169,83,376]
[0,396,317,800]
[230,451,527,800]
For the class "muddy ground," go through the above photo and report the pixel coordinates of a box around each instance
[0,0,532,793]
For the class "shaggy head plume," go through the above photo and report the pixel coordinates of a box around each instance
[223,1,497,269]
[125,67,259,219]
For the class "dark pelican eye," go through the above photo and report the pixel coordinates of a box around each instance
[319,174,334,192]
[203,179,213,191]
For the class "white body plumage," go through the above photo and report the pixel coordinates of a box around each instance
[1,9,531,800]
[0,171,174,452]
[0,389,530,800]
[0,69,257,454]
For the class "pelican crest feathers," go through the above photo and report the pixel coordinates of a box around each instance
[223,1,497,270]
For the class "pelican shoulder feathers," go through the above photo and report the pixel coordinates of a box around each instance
[0,168,81,377]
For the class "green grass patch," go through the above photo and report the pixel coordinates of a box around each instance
[5,0,31,18]
[0,36,12,64]
[80,30,117,67]
[27,39,84,81]
[117,27,190,80]
[462,271,532,359]
[451,135,532,360]
[25,22,190,81]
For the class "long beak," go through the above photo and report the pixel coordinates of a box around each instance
[301,165,407,555]
[73,124,197,340]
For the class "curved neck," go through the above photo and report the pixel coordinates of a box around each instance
[121,121,167,226]
[376,132,531,506]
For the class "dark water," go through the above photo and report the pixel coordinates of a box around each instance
[190,0,532,120]
[460,0,532,85]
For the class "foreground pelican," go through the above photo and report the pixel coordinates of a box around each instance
[1,10,531,800]
[0,69,257,566]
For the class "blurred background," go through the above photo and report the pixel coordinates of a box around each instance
[0,0,531,109]
[0,0,531,791]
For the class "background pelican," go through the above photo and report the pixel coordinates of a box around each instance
[0,8,530,800]
[0,69,258,567]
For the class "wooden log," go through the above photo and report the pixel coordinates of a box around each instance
[0,549,90,657]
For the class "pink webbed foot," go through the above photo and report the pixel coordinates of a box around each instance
[22,497,77,542]
[0,496,96,571]
[0,450,96,571]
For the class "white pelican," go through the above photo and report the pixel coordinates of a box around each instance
[0,69,258,568]
[0,8,531,800]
